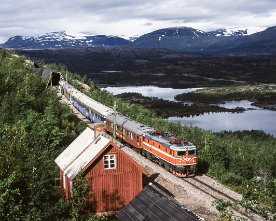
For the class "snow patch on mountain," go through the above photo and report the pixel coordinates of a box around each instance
[208,26,267,36]
[118,34,140,42]
[66,31,88,39]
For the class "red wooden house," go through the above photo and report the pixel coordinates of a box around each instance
[55,127,143,214]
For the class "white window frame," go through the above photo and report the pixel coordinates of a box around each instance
[103,154,116,170]
[70,180,73,198]
[63,174,66,189]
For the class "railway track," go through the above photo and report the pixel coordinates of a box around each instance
[184,176,238,202]
[183,177,263,221]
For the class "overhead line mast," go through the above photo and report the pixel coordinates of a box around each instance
[112,101,117,142]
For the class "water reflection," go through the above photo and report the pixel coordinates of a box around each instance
[169,109,276,136]
[218,100,260,110]
[104,86,201,101]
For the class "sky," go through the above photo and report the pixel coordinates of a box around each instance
[1,0,276,43]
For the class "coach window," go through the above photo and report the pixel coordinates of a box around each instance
[103,155,116,170]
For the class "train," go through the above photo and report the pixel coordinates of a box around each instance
[59,79,197,177]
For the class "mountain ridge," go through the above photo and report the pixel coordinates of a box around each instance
[2,26,276,55]
[2,31,130,49]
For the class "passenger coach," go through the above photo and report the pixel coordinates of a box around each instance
[60,80,113,123]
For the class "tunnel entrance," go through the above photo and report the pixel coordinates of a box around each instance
[49,72,61,86]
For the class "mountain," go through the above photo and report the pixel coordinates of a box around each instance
[132,26,276,55]
[131,27,208,49]
[2,26,276,55]
[215,26,276,55]
[2,31,130,49]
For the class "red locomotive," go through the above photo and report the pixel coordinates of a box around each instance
[106,114,197,177]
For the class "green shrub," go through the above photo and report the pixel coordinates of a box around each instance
[221,172,243,186]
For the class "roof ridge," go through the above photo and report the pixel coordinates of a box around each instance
[63,135,102,172]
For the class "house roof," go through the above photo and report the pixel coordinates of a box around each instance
[117,182,202,221]
[55,127,96,171]
[55,127,110,180]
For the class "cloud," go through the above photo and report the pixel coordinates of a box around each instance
[144,22,153,26]
[0,0,276,43]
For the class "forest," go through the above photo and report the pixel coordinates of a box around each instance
[1,49,275,220]
[0,49,110,220]
[19,47,276,89]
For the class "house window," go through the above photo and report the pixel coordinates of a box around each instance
[104,154,116,170]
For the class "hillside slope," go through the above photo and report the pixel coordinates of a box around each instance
[0,48,85,220]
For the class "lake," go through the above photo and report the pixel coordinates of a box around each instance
[104,86,276,136]
[104,85,200,101]
[171,100,276,136]
[168,109,276,136]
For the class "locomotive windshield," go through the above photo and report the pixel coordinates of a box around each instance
[177,151,186,156]
[188,149,196,156]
